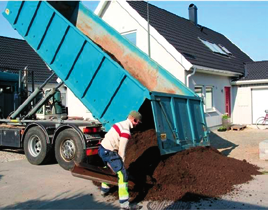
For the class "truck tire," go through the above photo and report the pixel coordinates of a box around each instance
[55,128,85,170]
[24,127,51,165]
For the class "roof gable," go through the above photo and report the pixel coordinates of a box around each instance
[95,0,192,71]
[127,1,253,74]
[0,36,56,83]
[97,1,253,74]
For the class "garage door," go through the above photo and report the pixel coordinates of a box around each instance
[252,88,268,124]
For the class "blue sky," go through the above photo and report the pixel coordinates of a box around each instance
[0,1,267,61]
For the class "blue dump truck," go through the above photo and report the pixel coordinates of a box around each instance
[1,1,209,183]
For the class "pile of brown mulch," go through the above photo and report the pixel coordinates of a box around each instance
[98,129,261,202]
[126,129,260,201]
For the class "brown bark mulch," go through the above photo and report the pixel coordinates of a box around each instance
[97,129,261,202]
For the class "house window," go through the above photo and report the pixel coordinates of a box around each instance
[122,31,136,45]
[195,85,214,112]
[194,86,203,98]
[219,44,232,55]
[205,86,213,110]
[199,38,232,56]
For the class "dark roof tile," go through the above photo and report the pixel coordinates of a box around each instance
[127,1,253,74]
[0,36,56,83]
[239,61,268,81]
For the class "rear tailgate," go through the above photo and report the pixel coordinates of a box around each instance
[151,92,209,155]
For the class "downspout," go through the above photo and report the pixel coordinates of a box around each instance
[186,67,196,87]
[147,1,151,57]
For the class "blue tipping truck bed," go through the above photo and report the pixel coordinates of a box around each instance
[3,1,209,155]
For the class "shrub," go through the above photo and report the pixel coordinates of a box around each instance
[218,126,227,132]
[222,113,230,120]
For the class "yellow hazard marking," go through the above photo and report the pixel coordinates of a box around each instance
[5,9,10,15]
[160,133,167,141]
[10,120,19,123]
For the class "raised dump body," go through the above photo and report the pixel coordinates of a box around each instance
[3,1,209,155]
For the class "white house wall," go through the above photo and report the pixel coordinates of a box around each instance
[66,1,188,120]
[100,1,186,82]
[189,72,231,127]
[232,86,252,125]
[66,89,94,120]
[232,85,268,125]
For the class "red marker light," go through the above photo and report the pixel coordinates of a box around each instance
[83,127,100,134]
[86,148,98,156]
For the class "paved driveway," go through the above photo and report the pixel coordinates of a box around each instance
[0,127,268,209]
[210,127,268,171]
[0,160,119,209]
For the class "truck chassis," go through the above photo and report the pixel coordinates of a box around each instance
[0,119,103,170]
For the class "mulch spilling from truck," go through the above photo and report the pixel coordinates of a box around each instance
[104,129,260,202]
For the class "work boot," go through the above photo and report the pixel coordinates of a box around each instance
[120,201,130,210]
[101,182,110,197]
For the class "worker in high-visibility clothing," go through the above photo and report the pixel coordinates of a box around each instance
[98,110,142,209]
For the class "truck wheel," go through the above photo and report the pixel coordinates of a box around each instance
[55,129,85,170]
[24,127,50,165]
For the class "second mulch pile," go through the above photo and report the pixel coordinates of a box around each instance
[121,129,261,202]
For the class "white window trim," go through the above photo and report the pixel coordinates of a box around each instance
[194,85,215,113]
[121,30,137,45]
[205,86,214,112]
[199,38,231,56]
[121,29,137,36]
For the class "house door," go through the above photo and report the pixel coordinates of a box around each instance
[225,87,231,117]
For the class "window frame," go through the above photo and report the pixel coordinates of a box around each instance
[121,30,137,46]
[205,86,214,111]
[219,44,232,55]
[194,86,203,98]
[199,38,232,56]
[194,85,215,112]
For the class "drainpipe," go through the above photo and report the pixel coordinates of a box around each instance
[147,1,151,57]
[186,67,196,87]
